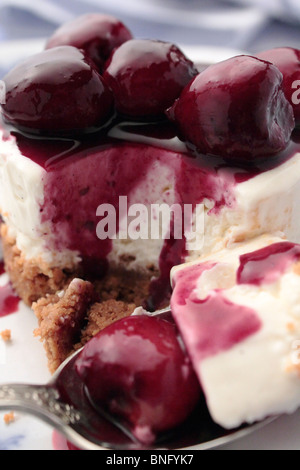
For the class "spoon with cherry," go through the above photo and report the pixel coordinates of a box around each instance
[0,309,270,450]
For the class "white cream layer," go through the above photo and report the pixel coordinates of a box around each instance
[0,130,80,268]
[1,128,300,273]
[171,235,300,429]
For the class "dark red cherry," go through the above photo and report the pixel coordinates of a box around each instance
[103,39,198,117]
[257,47,300,126]
[2,46,114,136]
[45,13,133,73]
[166,55,295,162]
[75,314,201,444]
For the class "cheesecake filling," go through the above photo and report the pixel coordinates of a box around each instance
[171,235,300,429]
[0,119,238,305]
[2,120,300,308]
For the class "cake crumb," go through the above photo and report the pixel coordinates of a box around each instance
[33,278,96,373]
[79,299,136,347]
[34,277,137,372]
[0,329,11,341]
[286,322,296,332]
[0,223,75,306]
[4,412,15,425]
[32,264,160,372]
[293,261,300,276]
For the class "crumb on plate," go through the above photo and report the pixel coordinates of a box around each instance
[4,411,15,424]
[0,329,11,341]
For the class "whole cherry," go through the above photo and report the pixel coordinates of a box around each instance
[103,39,198,118]
[257,47,300,126]
[75,314,201,444]
[45,13,133,73]
[2,46,114,136]
[166,55,295,162]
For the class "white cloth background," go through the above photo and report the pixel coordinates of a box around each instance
[0,0,299,75]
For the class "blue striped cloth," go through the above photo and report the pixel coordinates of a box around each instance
[0,0,299,75]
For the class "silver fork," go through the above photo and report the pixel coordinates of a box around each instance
[0,307,172,451]
[0,346,160,450]
[0,306,271,450]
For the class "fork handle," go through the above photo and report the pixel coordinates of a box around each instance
[0,383,81,427]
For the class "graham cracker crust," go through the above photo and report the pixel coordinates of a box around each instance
[33,279,137,373]
[33,269,154,373]
[1,223,157,372]
[1,224,75,306]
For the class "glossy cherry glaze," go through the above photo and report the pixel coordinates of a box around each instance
[103,39,198,117]
[0,261,5,276]
[257,47,300,126]
[0,283,20,317]
[171,263,262,364]
[1,41,300,309]
[1,118,238,308]
[45,13,133,73]
[75,314,201,445]
[167,55,295,162]
[237,241,300,286]
[171,242,300,369]
[0,259,20,317]
[2,117,300,309]
[2,46,114,135]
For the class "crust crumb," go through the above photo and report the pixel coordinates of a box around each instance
[0,329,11,342]
[4,412,15,425]
[293,261,300,276]
[78,299,136,348]
[33,277,136,373]
[0,223,76,306]
[33,278,96,373]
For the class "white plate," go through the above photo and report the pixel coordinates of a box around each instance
[0,38,299,451]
